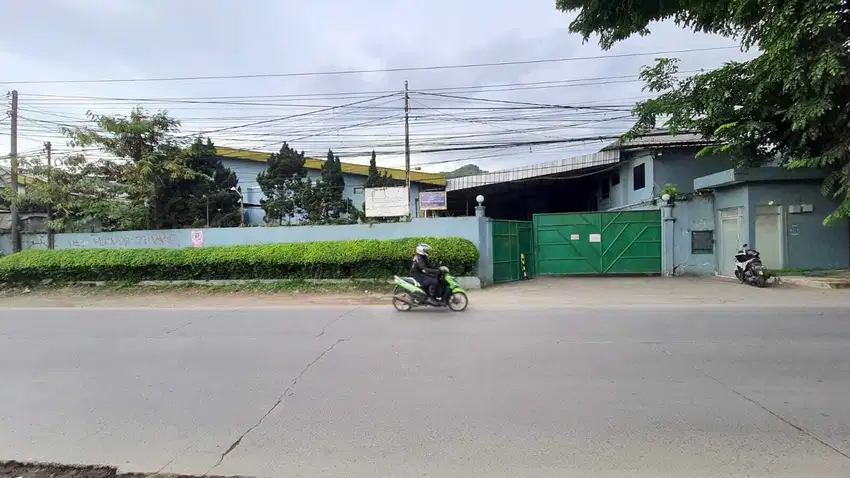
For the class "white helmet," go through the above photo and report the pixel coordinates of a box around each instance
[416,243,431,257]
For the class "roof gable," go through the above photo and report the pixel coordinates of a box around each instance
[215,146,446,187]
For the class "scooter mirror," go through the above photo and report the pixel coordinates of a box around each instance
[742,244,748,248]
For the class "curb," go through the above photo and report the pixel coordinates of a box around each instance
[72,277,483,290]
[776,276,850,290]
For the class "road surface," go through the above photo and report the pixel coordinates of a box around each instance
[2,284,850,476]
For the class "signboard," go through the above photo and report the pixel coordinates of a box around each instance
[419,191,447,211]
[570,234,580,241]
[365,187,410,217]
[190,230,204,248]
[589,233,601,243]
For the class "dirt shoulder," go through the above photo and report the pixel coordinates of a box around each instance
[0,281,393,308]
[0,461,246,478]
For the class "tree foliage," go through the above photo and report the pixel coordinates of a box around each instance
[157,138,243,229]
[363,150,396,188]
[556,0,850,223]
[257,143,311,224]
[6,108,243,232]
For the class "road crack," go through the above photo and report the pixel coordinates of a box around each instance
[204,338,348,475]
[315,306,359,338]
[147,307,243,340]
[653,345,850,461]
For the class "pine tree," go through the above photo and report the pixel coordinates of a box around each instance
[257,143,311,224]
[311,149,347,223]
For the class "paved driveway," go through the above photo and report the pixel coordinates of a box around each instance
[1,279,849,477]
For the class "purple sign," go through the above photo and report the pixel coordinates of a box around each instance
[419,191,447,210]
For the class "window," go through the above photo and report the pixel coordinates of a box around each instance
[611,172,620,186]
[691,230,714,254]
[633,163,646,190]
[353,187,364,194]
[601,179,610,199]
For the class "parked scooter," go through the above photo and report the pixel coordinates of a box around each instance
[392,266,469,312]
[734,244,771,288]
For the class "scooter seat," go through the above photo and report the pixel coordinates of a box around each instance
[399,277,421,287]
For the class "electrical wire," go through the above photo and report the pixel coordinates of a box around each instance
[0,46,739,85]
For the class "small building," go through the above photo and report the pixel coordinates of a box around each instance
[592,129,736,211]
[215,147,446,225]
[445,130,849,282]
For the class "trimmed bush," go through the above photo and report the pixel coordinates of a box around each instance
[0,237,479,283]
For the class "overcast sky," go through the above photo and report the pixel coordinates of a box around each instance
[0,0,750,174]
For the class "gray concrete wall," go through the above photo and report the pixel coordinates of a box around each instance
[669,196,716,275]
[747,181,850,270]
[55,217,481,250]
[654,149,737,195]
[598,153,656,210]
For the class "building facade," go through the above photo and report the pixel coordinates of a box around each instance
[215,147,446,225]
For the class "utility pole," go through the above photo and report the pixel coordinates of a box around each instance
[404,80,411,219]
[45,141,53,249]
[9,90,20,253]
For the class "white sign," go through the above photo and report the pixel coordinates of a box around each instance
[190,230,204,248]
[570,234,580,241]
[589,233,601,243]
[365,187,410,217]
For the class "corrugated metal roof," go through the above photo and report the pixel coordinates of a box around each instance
[446,150,620,191]
[601,128,714,151]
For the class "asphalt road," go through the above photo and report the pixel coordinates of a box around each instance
[2,301,850,477]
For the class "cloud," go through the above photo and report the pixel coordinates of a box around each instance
[0,0,751,174]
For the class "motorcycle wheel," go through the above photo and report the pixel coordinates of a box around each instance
[447,292,469,312]
[754,276,767,288]
[392,286,413,312]
[734,269,744,282]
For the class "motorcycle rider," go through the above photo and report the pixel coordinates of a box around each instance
[410,243,441,305]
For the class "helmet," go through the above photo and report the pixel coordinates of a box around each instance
[416,243,432,257]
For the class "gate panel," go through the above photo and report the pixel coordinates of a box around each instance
[533,213,602,275]
[599,211,662,274]
[534,210,662,276]
[492,221,519,283]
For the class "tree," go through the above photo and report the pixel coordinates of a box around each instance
[363,150,395,188]
[308,149,358,224]
[257,143,311,224]
[556,0,850,223]
[158,138,242,228]
[7,153,139,232]
[61,107,199,229]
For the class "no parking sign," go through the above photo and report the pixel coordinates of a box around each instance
[190,230,204,248]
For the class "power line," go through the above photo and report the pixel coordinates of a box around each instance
[0,46,739,85]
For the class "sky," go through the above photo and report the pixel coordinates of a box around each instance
[0,0,751,175]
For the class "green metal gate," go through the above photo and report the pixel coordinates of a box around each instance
[492,220,535,283]
[534,210,661,276]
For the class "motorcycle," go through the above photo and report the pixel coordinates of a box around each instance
[392,265,469,312]
[734,244,771,288]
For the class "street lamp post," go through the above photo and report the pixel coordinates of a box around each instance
[230,187,245,226]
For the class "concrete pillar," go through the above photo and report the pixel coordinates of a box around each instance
[661,200,676,276]
[474,205,493,286]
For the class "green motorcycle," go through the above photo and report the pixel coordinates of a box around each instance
[392,266,469,312]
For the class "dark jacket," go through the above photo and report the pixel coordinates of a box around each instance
[410,254,439,281]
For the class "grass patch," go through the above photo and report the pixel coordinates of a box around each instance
[0,279,395,298]
[771,268,844,277]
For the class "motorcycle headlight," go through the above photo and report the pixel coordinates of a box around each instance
[758,270,764,275]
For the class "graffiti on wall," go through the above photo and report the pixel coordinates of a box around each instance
[64,231,180,249]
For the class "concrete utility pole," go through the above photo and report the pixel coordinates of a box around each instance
[9,90,20,253]
[45,141,53,249]
[404,80,411,219]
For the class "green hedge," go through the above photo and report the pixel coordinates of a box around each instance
[0,237,479,283]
